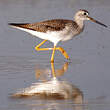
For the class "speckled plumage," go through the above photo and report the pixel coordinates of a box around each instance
[9,19,83,45]
[9,19,82,32]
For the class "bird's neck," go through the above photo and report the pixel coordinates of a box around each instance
[74,18,84,29]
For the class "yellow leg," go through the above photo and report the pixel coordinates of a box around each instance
[35,40,50,51]
[57,47,70,59]
[35,40,70,60]
[51,46,56,62]
[51,62,56,78]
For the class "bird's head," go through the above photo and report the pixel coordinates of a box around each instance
[74,9,107,28]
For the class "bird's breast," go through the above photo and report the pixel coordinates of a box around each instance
[60,24,84,41]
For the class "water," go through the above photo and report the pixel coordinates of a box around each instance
[0,0,110,110]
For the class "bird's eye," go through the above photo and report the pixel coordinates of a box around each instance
[84,12,87,15]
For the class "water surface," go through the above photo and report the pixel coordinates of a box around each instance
[0,0,110,110]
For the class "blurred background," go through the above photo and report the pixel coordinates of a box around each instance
[0,0,110,110]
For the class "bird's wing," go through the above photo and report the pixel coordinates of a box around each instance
[9,19,73,33]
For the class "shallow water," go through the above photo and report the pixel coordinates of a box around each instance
[0,0,110,110]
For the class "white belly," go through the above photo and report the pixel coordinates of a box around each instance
[11,26,75,45]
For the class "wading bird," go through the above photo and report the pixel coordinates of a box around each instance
[9,9,107,62]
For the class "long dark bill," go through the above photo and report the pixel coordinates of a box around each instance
[88,16,107,28]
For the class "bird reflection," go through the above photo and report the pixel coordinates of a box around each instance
[35,62,69,81]
[12,62,83,105]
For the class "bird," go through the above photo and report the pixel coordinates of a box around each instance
[9,9,107,62]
